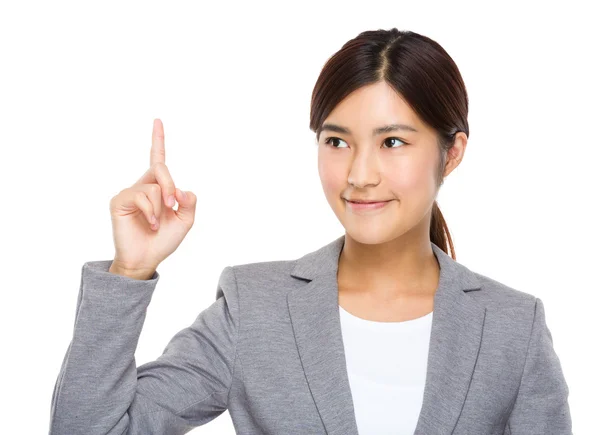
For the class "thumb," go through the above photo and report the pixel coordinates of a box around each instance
[174,188,196,224]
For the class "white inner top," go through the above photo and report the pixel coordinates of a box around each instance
[339,304,433,435]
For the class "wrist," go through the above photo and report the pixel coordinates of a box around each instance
[108,261,156,281]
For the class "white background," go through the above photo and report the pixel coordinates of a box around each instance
[1,0,597,433]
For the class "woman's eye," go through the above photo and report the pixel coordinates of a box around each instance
[324,136,406,149]
[324,137,348,148]
[383,137,406,148]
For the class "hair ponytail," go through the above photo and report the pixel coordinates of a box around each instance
[430,200,455,260]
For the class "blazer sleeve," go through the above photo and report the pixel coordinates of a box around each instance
[49,260,240,435]
[505,297,572,434]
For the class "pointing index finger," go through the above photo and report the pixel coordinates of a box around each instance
[151,118,166,167]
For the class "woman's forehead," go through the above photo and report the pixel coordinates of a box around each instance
[322,82,425,134]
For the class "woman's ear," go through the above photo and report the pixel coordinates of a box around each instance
[443,132,468,178]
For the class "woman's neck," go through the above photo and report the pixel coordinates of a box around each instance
[337,233,440,300]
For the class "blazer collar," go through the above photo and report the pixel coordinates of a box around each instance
[287,234,486,435]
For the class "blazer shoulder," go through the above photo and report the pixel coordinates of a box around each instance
[467,270,546,345]
[470,269,538,311]
[228,259,298,297]
[231,258,295,278]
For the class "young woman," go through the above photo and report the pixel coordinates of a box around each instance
[49,29,572,435]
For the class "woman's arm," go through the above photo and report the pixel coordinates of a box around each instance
[49,261,240,434]
[504,297,572,434]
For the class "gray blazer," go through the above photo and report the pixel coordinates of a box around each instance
[49,234,572,434]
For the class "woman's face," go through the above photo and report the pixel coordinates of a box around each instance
[317,80,462,245]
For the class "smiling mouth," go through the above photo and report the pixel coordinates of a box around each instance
[346,200,391,204]
[345,199,392,211]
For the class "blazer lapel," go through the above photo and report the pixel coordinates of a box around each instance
[287,234,487,435]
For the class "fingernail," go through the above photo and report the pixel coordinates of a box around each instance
[180,190,187,200]
[168,195,175,207]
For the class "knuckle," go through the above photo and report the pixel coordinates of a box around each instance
[149,183,161,195]
[110,189,125,206]
[135,191,147,203]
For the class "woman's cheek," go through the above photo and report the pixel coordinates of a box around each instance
[388,164,437,218]
[319,156,345,197]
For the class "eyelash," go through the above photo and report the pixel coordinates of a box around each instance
[323,136,407,149]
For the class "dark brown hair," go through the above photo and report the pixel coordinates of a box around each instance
[310,28,470,259]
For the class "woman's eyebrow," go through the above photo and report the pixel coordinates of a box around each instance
[319,122,419,137]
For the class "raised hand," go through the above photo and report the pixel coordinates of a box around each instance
[108,119,197,279]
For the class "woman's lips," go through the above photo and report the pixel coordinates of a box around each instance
[345,200,392,211]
